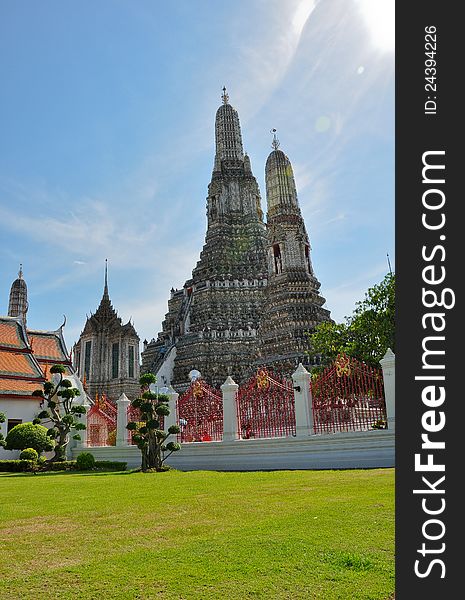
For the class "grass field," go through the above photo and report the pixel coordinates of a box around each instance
[0,468,394,599]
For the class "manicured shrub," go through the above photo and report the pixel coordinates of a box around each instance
[0,459,36,472]
[45,461,77,471]
[19,448,39,461]
[76,452,95,471]
[5,422,55,454]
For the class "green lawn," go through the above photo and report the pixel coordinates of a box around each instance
[0,468,394,599]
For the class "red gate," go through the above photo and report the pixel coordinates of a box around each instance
[237,369,296,439]
[177,379,223,442]
[86,394,117,446]
[310,354,386,434]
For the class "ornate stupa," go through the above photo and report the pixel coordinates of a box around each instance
[142,93,332,390]
[257,131,332,371]
[8,264,28,326]
[142,89,269,389]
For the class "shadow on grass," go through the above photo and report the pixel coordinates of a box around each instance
[0,469,137,478]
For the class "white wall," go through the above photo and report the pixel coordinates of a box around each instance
[70,429,394,471]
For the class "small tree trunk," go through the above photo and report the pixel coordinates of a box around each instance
[50,427,69,462]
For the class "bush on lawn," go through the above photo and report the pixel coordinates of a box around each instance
[0,459,37,472]
[5,422,55,454]
[0,458,127,473]
[76,452,96,470]
[19,448,39,461]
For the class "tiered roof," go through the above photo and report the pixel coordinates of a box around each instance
[0,316,74,400]
[28,327,74,377]
[0,316,45,399]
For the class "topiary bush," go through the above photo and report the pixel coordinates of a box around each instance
[19,448,39,461]
[5,422,55,454]
[76,452,95,471]
[0,460,37,472]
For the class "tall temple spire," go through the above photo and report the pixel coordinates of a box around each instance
[104,259,109,296]
[265,141,300,219]
[142,91,268,389]
[258,138,332,368]
[8,264,28,326]
[214,87,244,163]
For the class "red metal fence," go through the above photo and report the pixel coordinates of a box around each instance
[177,379,223,442]
[237,368,296,439]
[310,354,386,434]
[86,394,117,446]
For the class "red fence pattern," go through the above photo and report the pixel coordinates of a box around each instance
[86,394,117,446]
[237,369,296,439]
[310,355,386,434]
[177,379,223,442]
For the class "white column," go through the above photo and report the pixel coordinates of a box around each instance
[380,348,395,431]
[292,363,314,437]
[164,386,179,432]
[221,376,239,442]
[116,393,130,447]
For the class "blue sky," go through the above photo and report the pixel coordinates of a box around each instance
[0,0,394,351]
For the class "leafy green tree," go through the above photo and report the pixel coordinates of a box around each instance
[0,412,5,448]
[307,273,395,367]
[127,373,181,472]
[4,422,54,454]
[32,364,86,462]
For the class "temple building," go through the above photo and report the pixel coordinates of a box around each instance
[72,262,140,402]
[142,91,331,390]
[0,268,87,456]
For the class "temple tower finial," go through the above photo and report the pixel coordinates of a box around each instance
[18,263,23,279]
[271,128,280,150]
[221,86,229,105]
[103,258,109,297]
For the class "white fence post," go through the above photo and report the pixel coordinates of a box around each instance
[292,363,314,437]
[380,348,395,431]
[221,376,239,442]
[116,393,130,447]
[164,386,179,432]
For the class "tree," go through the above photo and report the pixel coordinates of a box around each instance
[32,364,86,462]
[4,422,55,454]
[307,273,395,367]
[0,412,5,448]
[127,373,181,472]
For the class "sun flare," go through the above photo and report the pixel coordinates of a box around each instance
[356,0,395,52]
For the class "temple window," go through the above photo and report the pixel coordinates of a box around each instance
[305,245,312,274]
[112,342,119,379]
[84,341,92,380]
[7,419,22,433]
[273,244,282,274]
[128,345,135,379]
